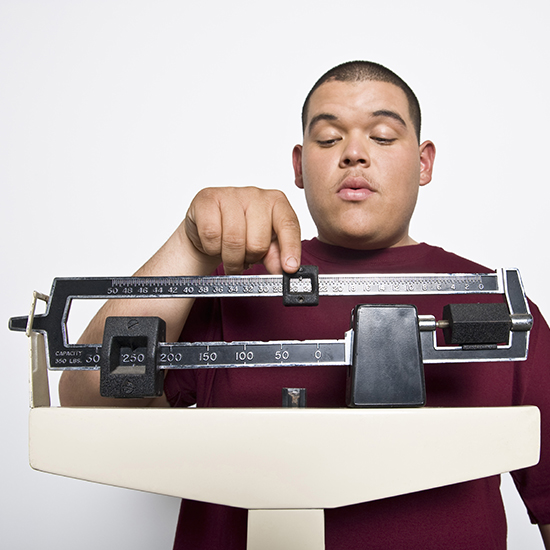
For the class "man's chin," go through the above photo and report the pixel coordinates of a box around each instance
[316,231,415,251]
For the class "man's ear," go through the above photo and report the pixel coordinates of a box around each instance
[292,144,304,189]
[419,140,436,187]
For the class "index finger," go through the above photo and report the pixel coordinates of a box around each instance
[271,194,301,273]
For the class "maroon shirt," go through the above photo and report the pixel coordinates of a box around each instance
[165,240,550,549]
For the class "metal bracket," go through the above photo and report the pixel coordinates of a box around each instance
[26,291,49,337]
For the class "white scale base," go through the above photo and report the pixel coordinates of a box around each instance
[28,333,541,549]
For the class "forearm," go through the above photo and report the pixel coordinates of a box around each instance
[59,222,217,407]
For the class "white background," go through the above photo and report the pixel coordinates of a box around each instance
[1,1,549,548]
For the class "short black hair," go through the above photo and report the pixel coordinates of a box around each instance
[302,61,421,141]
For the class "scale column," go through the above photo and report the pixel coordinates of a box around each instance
[247,509,324,550]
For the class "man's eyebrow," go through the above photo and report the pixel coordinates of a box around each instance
[307,113,338,135]
[372,109,407,129]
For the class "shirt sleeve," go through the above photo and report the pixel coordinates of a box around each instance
[511,300,550,524]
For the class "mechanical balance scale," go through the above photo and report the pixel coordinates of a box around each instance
[9,267,541,549]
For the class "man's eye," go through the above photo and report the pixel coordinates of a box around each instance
[317,138,340,147]
[372,137,396,145]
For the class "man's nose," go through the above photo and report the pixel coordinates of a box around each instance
[339,136,370,167]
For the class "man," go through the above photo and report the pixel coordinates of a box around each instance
[59,61,550,549]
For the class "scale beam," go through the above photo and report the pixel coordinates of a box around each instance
[9,268,532,405]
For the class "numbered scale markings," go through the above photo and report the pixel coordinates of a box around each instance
[156,339,349,370]
[104,272,499,298]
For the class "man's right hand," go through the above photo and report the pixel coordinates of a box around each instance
[59,186,302,407]
[184,187,302,275]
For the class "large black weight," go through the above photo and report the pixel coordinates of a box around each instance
[100,316,165,398]
[442,303,511,345]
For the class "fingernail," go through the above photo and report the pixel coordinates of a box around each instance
[286,256,299,270]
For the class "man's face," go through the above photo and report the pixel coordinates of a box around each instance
[293,79,435,250]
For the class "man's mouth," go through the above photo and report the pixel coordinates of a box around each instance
[337,176,375,201]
